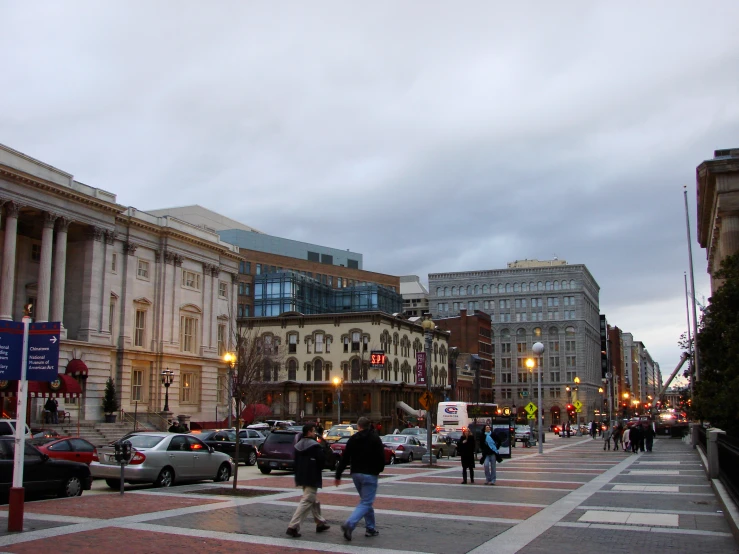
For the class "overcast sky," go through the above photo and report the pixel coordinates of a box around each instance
[3,2,738,383]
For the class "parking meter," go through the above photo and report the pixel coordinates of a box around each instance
[114,439,133,495]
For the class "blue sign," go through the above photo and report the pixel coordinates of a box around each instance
[26,322,60,382]
[0,321,23,380]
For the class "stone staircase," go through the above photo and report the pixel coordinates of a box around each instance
[40,420,158,447]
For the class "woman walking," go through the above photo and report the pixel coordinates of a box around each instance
[456,428,476,484]
[480,425,499,486]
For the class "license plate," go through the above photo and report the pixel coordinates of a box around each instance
[270,462,278,468]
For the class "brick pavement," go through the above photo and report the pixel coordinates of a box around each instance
[0,435,735,553]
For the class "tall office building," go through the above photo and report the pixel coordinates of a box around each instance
[429,259,601,425]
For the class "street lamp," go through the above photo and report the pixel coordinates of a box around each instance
[223,352,236,428]
[532,342,545,453]
[332,377,343,424]
[525,358,535,432]
[161,368,174,413]
[421,313,436,465]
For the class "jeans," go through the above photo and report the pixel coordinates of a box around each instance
[483,455,496,484]
[345,473,378,531]
[288,486,327,531]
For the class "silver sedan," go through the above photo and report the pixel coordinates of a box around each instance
[90,432,234,489]
[238,428,267,449]
[381,435,427,463]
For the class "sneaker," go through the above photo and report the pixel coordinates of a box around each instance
[341,524,353,541]
[316,524,330,533]
[365,529,380,537]
[286,527,301,538]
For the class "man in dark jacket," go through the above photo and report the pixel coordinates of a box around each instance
[334,417,385,541]
[456,428,476,484]
[643,422,655,452]
[286,424,330,538]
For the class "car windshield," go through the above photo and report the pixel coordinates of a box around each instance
[127,435,166,448]
[266,432,296,444]
[400,428,421,435]
[383,436,408,444]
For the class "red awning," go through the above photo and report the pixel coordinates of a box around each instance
[28,374,82,398]
[65,359,88,377]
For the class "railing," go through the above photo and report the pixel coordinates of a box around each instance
[120,410,170,431]
[697,425,707,454]
[718,433,739,506]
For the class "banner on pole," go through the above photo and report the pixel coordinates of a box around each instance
[416,352,426,385]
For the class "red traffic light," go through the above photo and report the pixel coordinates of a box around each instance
[566,404,573,410]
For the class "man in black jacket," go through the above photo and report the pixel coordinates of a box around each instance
[334,417,385,541]
[286,424,330,538]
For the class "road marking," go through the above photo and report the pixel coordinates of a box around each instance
[628,470,680,475]
[577,505,725,516]
[579,509,678,526]
[612,485,679,492]
[556,522,732,537]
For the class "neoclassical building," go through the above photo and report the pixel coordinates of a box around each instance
[0,144,239,424]
[242,311,450,430]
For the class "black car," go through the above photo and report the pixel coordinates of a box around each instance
[0,437,92,500]
[257,430,337,474]
[198,430,258,466]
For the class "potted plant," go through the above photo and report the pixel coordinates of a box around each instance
[102,377,119,423]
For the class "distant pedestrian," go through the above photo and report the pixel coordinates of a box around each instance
[480,424,499,486]
[598,422,603,438]
[457,428,476,484]
[589,421,596,439]
[286,424,330,538]
[630,424,641,453]
[603,425,613,450]
[643,423,655,452]
[44,398,57,424]
[622,427,631,451]
[335,416,385,541]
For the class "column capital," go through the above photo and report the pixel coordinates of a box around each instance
[231,273,238,284]
[164,251,175,264]
[173,254,184,267]
[4,201,21,219]
[56,216,72,233]
[43,212,59,229]
[86,225,104,242]
[124,241,138,256]
[104,229,116,244]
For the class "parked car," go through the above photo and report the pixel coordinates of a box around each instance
[257,430,337,474]
[513,425,532,447]
[36,438,96,465]
[198,430,258,465]
[381,435,426,463]
[0,420,31,438]
[430,435,457,458]
[551,425,562,436]
[0,437,92,499]
[237,428,267,449]
[91,432,234,488]
[330,437,397,465]
[324,425,356,443]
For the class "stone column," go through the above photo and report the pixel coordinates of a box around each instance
[99,231,116,335]
[210,265,220,350]
[172,254,184,347]
[202,263,213,351]
[78,226,104,339]
[50,217,71,325]
[0,202,20,321]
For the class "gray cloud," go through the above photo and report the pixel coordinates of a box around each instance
[2,1,736,374]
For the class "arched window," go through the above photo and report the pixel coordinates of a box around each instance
[351,358,360,381]
[537,281,544,291]
[553,280,560,290]
[570,280,576,289]
[466,285,471,295]
[451,286,457,296]
[562,280,568,290]
[565,326,576,337]
[505,283,512,292]
[549,326,559,336]
[313,359,323,381]
[545,281,552,291]
[474,285,479,295]
[533,327,542,338]
[516,328,526,338]
[498,284,504,293]
[482,284,488,293]
[342,363,348,381]
[513,282,520,292]
[444,287,449,296]
[394,359,399,381]
[460,286,466,296]
[437,287,442,297]
[522,282,529,292]
[500,328,510,339]
[530,282,536,291]
[263,360,272,382]
[288,359,297,380]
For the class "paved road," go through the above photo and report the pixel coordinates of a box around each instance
[0,435,735,553]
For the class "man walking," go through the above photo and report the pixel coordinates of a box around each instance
[286,424,330,538]
[643,422,655,452]
[603,424,613,450]
[334,417,385,541]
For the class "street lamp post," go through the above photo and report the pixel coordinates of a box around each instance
[421,314,436,465]
[532,342,545,454]
[332,377,343,423]
[223,352,236,428]
[525,357,535,433]
[161,368,174,413]
[573,376,580,429]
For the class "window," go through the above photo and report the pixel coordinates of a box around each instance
[288,334,297,353]
[564,310,576,319]
[337,278,342,288]
[180,316,198,353]
[550,371,560,382]
[352,332,360,352]
[315,333,324,353]
[363,335,369,352]
[219,281,228,298]
[182,270,201,290]
[109,298,116,335]
[217,324,226,356]
[326,337,331,353]
[137,260,149,279]
[564,296,575,306]
[111,253,117,273]
[31,244,41,263]
[547,297,559,307]
[256,264,262,274]
[132,369,144,402]
[288,359,297,380]
[181,372,196,403]
[134,309,146,347]
[239,261,251,274]
[499,299,510,309]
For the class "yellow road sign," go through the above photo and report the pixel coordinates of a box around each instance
[419,391,432,410]
[575,408,582,413]
[524,402,537,415]
[573,400,583,411]
[527,414,536,420]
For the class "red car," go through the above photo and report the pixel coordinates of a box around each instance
[36,438,96,465]
[330,437,396,465]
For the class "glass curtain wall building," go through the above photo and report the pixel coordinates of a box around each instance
[254,271,402,316]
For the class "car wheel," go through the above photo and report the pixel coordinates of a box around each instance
[389,455,396,465]
[408,453,414,463]
[59,476,83,498]
[105,478,121,489]
[214,463,231,482]
[155,467,174,487]
[259,466,272,474]
[246,451,257,466]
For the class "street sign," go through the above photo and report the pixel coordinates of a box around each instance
[0,321,23,380]
[524,402,537,415]
[527,414,536,420]
[416,352,426,385]
[520,391,529,397]
[575,408,582,413]
[573,400,583,411]
[419,391,432,410]
[26,323,60,381]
